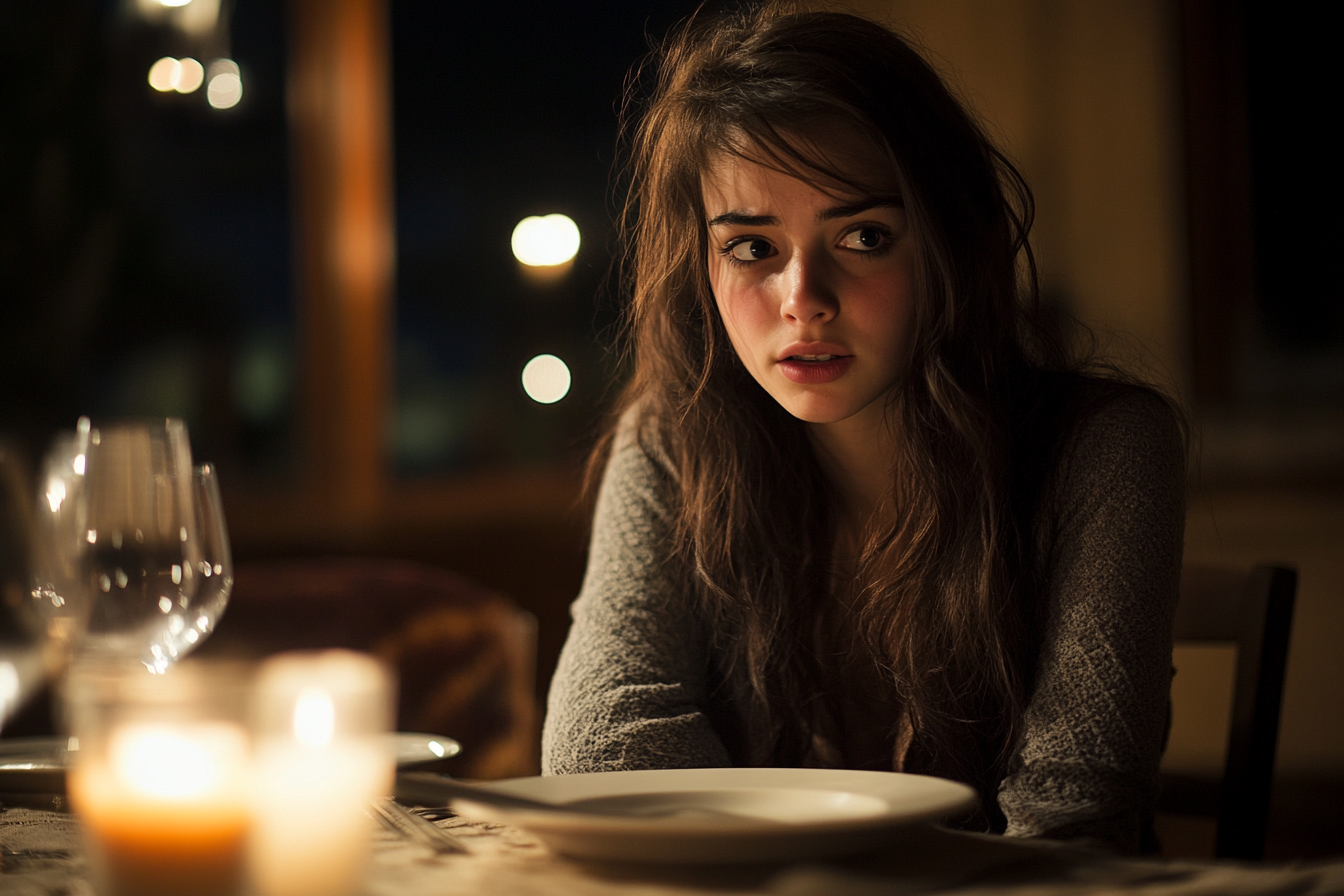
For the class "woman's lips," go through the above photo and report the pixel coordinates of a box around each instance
[778,355,855,384]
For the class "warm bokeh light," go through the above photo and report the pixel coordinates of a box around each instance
[134,0,220,34]
[176,57,204,93]
[511,214,580,266]
[207,60,242,110]
[148,57,204,94]
[521,354,571,404]
[148,57,180,92]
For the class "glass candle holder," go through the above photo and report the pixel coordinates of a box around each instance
[248,650,394,896]
[66,658,252,896]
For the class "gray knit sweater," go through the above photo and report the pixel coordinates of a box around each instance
[542,388,1185,853]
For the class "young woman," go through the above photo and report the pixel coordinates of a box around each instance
[542,4,1185,854]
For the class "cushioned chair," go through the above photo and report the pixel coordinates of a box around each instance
[1161,564,1297,859]
[196,557,538,780]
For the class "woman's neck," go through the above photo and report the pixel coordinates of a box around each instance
[806,401,900,544]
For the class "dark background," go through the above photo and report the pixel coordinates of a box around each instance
[0,0,705,480]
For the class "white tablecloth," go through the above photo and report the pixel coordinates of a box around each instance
[3,807,1342,896]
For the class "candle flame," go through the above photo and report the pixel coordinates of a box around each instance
[110,724,241,800]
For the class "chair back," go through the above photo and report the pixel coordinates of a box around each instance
[197,557,538,779]
[1170,563,1297,859]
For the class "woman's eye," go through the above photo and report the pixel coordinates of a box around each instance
[728,238,775,262]
[840,227,888,251]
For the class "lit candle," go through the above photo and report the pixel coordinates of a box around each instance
[67,662,251,896]
[248,651,394,896]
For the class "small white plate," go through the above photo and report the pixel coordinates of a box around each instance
[0,732,460,790]
[0,736,71,794]
[450,767,976,863]
[393,732,461,767]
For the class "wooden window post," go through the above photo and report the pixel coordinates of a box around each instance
[288,0,394,527]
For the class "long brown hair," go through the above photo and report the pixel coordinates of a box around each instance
[593,3,1104,824]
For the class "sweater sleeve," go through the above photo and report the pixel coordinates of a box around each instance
[997,389,1186,853]
[541,423,733,775]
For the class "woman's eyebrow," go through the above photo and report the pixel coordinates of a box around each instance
[706,211,777,227]
[706,198,903,228]
[818,197,903,221]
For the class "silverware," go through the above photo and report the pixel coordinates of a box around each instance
[367,796,469,854]
[397,772,734,820]
[397,771,596,816]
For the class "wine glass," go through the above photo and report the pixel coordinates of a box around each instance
[2,434,103,730]
[77,418,203,673]
[0,443,46,730]
[157,462,233,660]
[29,426,97,659]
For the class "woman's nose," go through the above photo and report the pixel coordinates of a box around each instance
[778,249,838,324]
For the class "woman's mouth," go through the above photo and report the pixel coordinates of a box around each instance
[778,354,854,384]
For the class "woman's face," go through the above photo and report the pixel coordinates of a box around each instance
[702,141,917,430]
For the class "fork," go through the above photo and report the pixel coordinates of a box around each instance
[367,797,469,854]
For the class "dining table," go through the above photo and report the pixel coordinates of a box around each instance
[3,801,1342,896]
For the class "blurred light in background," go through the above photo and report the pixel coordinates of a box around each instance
[232,330,293,425]
[511,214,580,267]
[207,59,242,110]
[177,58,204,92]
[148,57,204,94]
[393,389,466,469]
[106,342,202,424]
[520,354,571,404]
[135,0,221,36]
[148,57,180,91]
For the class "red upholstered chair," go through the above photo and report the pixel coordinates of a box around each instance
[196,557,537,779]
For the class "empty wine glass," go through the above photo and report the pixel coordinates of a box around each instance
[157,462,233,660]
[30,425,97,658]
[2,433,106,729]
[0,444,45,730]
[77,418,203,673]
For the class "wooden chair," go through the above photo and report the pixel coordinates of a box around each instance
[196,557,538,780]
[1161,564,1297,859]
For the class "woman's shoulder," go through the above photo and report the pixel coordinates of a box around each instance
[608,403,680,481]
[1018,371,1184,454]
[1011,371,1186,517]
[1064,376,1185,465]
[1038,374,1187,510]
[590,404,682,529]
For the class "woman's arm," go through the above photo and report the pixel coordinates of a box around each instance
[542,424,733,775]
[997,387,1186,853]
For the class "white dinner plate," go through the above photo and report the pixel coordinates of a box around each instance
[448,767,977,863]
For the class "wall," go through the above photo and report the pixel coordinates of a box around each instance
[848,0,1344,794]
[852,0,1188,392]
